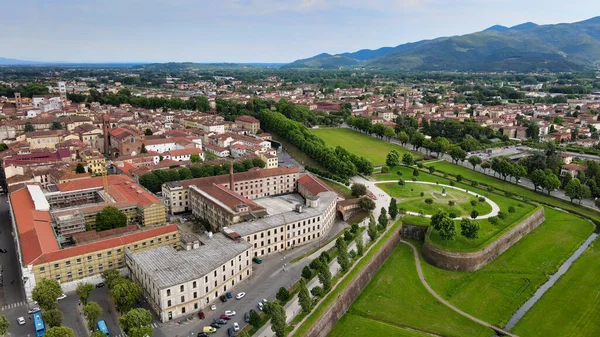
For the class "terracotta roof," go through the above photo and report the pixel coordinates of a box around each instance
[180,167,299,189]
[165,148,204,157]
[235,115,260,124]
[197,184,264,213]
[297,174,332,196]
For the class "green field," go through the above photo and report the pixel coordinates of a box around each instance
[330,244,495,337]
[513,235,600,337]
[373,165,440,182]
[377,182,493,217]
[425,161,600,223]
[329,314,434,337]
[309,128,421,166]
[422,208,595,327]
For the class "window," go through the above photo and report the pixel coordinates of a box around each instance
[167,300,171,306]
[54,263,59,268]
[107,251,112,256]
[180,285,184,292]
[193,292,198,299]
[181,296,185,303]
[167,289,171,296]
[97,253,102,258]
[39,267,45,272]
[193,281,197,288]
[65,261,70,266]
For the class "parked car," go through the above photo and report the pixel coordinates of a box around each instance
[233,322,240,331]
[219,314,232,320]
[27,307,40,314]
[198,311,205,319]
[258,302,264,311]
[236,292,246,300]
[244,311,251,323]
[227,327,235,337]
[220,295,228,303]
[57,294,67,300]
[226,291,232,299]
[95,282,105,288]
[198,333,209,337]
[210,322,220,329]
[224,310,236,316]
[262,298,268,304]
[252,257,262,264]
[17,317,25,326]
[210,304,217,311]
[202,326,217,334]
[0,249,7,253]
[214,319,227,325]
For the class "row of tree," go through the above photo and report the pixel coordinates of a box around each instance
[257,110,373,179]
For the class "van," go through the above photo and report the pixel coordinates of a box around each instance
[202,326,217,334]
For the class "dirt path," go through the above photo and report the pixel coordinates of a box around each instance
[400,240,518,337]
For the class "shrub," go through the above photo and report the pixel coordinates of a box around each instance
[487,186,494,192]
[348,250,357,259]
[517,203,524,208]
[498,211,507,219]
[301,266,313,280]
[398,178,405,186]
[417,163,424,169]
[449,181,455,186]
[470,210,479,219]
[398,208,406,215]
[311,286,323,298]
[412,177,418,181]
[448,200,455,206]
[420,192,425,197]
[471,181,479,187]
[424,198,434,205]
[505,191,514,198]
[344,230,354,242]
[508,206,516,213]
[489,217,499,225]
[478,196,485,202]
[444,173,449,178]
[449,212,457,218]
[470,200,477,207]
[381,166,390,173]
[456,174,463,182]
[319,251,331,263]
[350,223,359,234]
[413,168,420,177]
[397,171,403,177]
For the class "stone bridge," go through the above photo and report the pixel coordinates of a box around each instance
[336,198,361,221]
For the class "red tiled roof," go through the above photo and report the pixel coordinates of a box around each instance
[298,174,332,196]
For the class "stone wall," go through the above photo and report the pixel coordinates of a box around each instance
[401,224,428,241]
[422,207,545,271]
[303,225,403,337]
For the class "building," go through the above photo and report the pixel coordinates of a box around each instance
[234,115,260,135]
[259,152,278,169]
[162,167,299,215]
[8,184,179,300]
[80,150,107,175]
[108,127,145,158]
[163,148,205,162]
[126,232,252,322]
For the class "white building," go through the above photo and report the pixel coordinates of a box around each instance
[126,232,252,322]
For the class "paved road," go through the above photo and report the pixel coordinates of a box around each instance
[400,240,517,337]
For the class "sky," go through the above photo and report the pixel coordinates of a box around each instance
[2,0,599,63]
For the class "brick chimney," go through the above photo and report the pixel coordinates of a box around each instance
[229,160,234,190]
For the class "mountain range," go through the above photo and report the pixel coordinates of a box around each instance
[284,17,600,72]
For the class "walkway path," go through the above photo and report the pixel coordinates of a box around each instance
[400,240,518,337]
[377,180,500,220]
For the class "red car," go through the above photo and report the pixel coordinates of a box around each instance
[219,314,232,320]
[198,311,205,319]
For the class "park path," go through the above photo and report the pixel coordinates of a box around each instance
[400,240,518,337]
[377,180,500,220]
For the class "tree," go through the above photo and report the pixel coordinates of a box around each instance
[301,266,312,279]
[190,153,201,163]
[481,161,491,173]
[367,214,378,241]
[460,218,480,240]
[350,183,367,197]
[402,153,414,166]
[91,332,108,337]
[317,259,332,291]
[448,146,466,164]
[103,269,124,290]
[42,308,62,328]
[76,283,94,305]
[24,121,35,132]
[358,197,376,212]
[512,165,527,182]
[45,326,75,337]
[384,126,396,140]
[119,308,153,337]
[96,206,127,231]
[75,163,86,174]
[110,280,141,313]
[378,207,388,230]
[51,120,63,130]
[470,210,479,219]
[432,137,450,157]
[564,178,581,202]
[269,302,287,337]
[140,143,147,154]
[388,198,398,219]
[468,156,482,170]
[336,237,350,273]
[139,172,162,193]
[298,278,313,314]
[144,128,153,136]
[276,287,290,303]
[386,150,399,167]
[397,131,409,146]
[530,169,546,191]
[32,279,63,311]
[542,171,561,195]
[355,234,364,256]
[430,211,455,240]
[83,301,103,330]
[0,315,9,336]
[249,309,262,327]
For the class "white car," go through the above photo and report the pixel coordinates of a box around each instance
[235,292,246,300]
[233,322,240,331]
[57,294,67,300]
[28,307,40,314]
[210,304,217,311]
[17,317,25,326]
[225,310,236,316]
[258,302,263,311]
[262,298,268,304]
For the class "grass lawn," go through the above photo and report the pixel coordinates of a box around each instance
[337,244,494,337]
[373,165,439,182]
[421,208,595,327]
[309,128,422,166]
[377,182,493,217]
[323,179,353,199]
[513,235,600,337]
[329,314,434,337]
[425,161,600,223]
